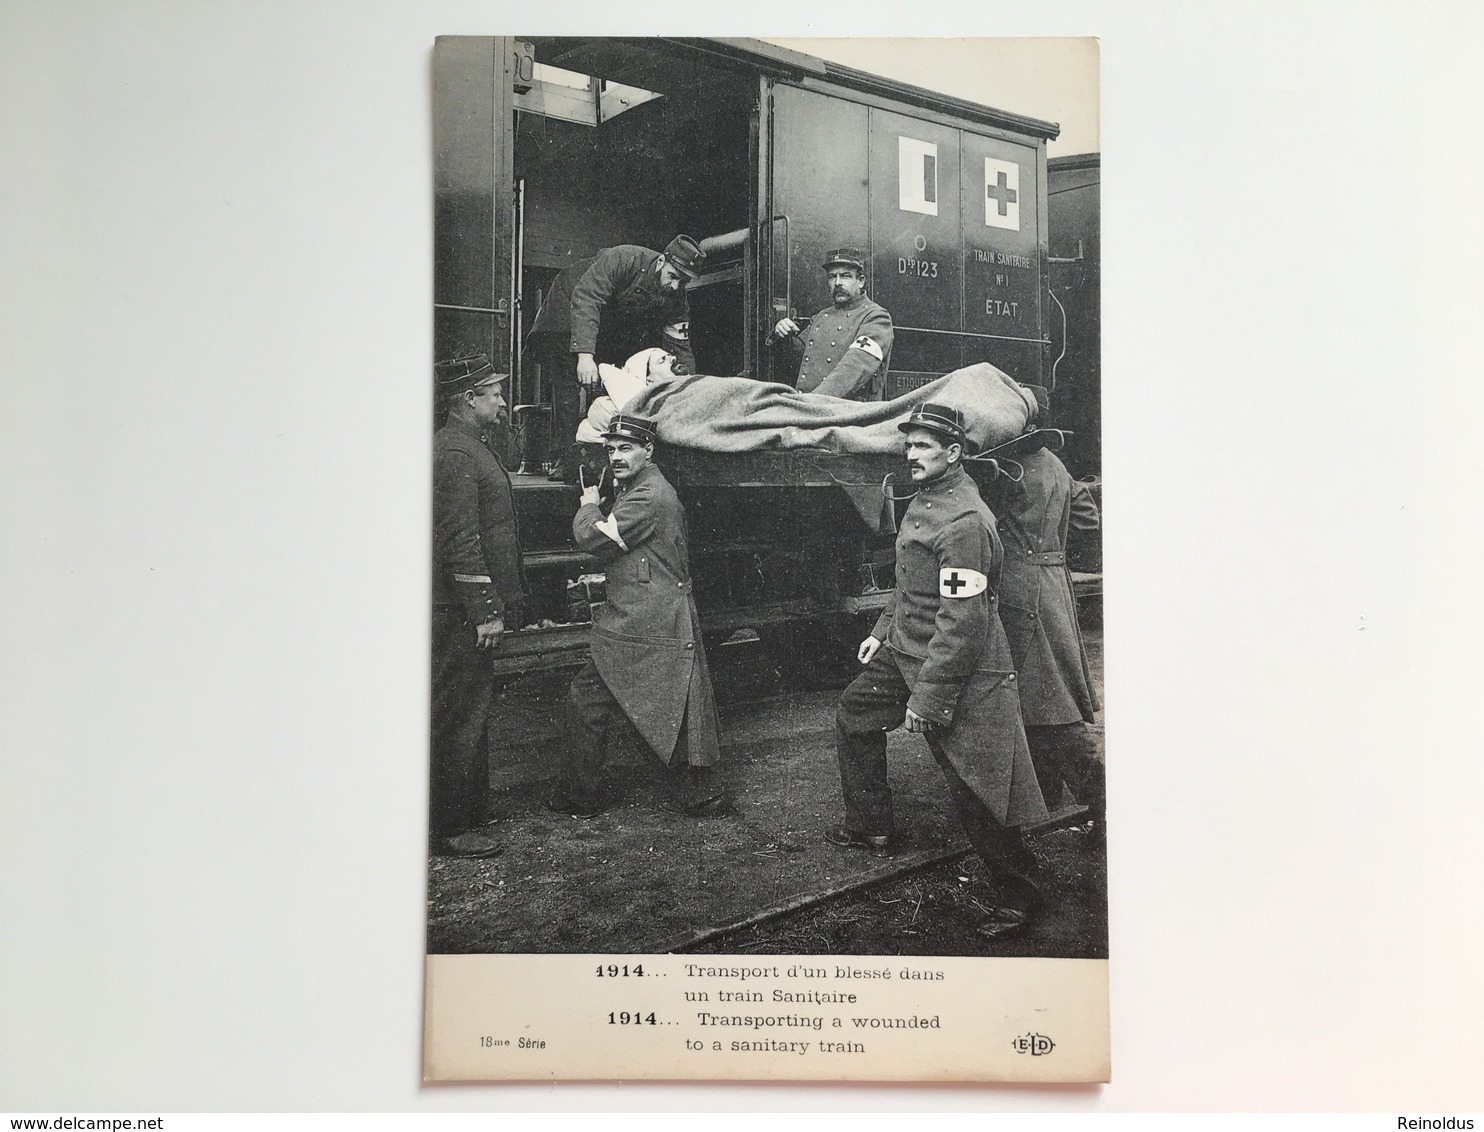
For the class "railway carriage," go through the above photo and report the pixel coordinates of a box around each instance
[433,36,1092,675]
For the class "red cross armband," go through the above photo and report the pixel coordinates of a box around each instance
[939,567,988,598]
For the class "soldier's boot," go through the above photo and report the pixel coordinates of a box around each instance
[659,765,730,817]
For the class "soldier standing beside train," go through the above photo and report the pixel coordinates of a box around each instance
[430,355,526,859]
[547,413,728,819]
[526,236,706,482]
[768,247,894,401]
[829,402,1049,939]
[983,388,1105,839]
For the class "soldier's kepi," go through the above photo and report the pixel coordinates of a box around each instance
[830,401,1049,939]
[549,411,728,819]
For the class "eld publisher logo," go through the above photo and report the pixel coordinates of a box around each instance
[1012,1032,1055,1056]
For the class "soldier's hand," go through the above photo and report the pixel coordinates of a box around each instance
[857,635,882,664]
[772,317,800,339]
[905,707,935,733]
[475,616,505,649]
[578,465,602,507]
[576,354,600,388]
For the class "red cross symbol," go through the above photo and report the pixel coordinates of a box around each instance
[987,170,1018,216]
[943,570,968,595]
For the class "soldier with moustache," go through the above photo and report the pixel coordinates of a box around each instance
[527,236,707,481]
[431,354,526,859]
[547,413,727,819]
[829,403,1049,938]
[768,247,894,401]
[983,388,1105,835]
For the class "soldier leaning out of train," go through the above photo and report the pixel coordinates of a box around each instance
[829,402,1050,940]
[546,413,729,820]
[768,246,894,402]
[527,235,706,483]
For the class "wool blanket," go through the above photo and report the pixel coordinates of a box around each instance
[624,362,1035,455]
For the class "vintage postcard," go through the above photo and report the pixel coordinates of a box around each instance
[424,35,1105,1083]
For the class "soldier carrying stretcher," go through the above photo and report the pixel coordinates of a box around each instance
[829,401,1050,939]
[547,413,728,819]
[983,387,1105,839]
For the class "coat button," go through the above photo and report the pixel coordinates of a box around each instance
[685,642,694,650]
[913,520,920,528]
[926,502,932,509]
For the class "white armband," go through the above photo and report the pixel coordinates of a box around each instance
[939,567,988,598]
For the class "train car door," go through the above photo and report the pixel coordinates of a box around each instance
[956,129,1049,389]
[867,108,966,386]
[760,82,869,386]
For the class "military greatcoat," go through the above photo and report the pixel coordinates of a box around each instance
[869,463,1047,827]
[986,448,1100,726]
[787,293,894,401]
[430,414,525,840]
[571,462,721,766]
[433,415,525,622]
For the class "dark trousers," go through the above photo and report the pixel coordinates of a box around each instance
[1027,723,1105,821]
[559,658,719,809]
[530,337,582,463]
[836,651,1042,912]
[430,606,494,839]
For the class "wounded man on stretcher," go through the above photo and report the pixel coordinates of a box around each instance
[572,349,1039,457]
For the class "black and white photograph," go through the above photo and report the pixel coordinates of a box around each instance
[426,37,1105,976]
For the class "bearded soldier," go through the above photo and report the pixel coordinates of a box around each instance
[527,236,706,481]
[430,354,524,858]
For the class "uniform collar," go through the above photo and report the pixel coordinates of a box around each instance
[443,413,490,446]
[915,463,971,495]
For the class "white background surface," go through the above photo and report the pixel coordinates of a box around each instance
[3,0,1483,1114]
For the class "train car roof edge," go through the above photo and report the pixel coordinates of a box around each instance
[1049,152,1100,171]
[670,36,1063,142]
